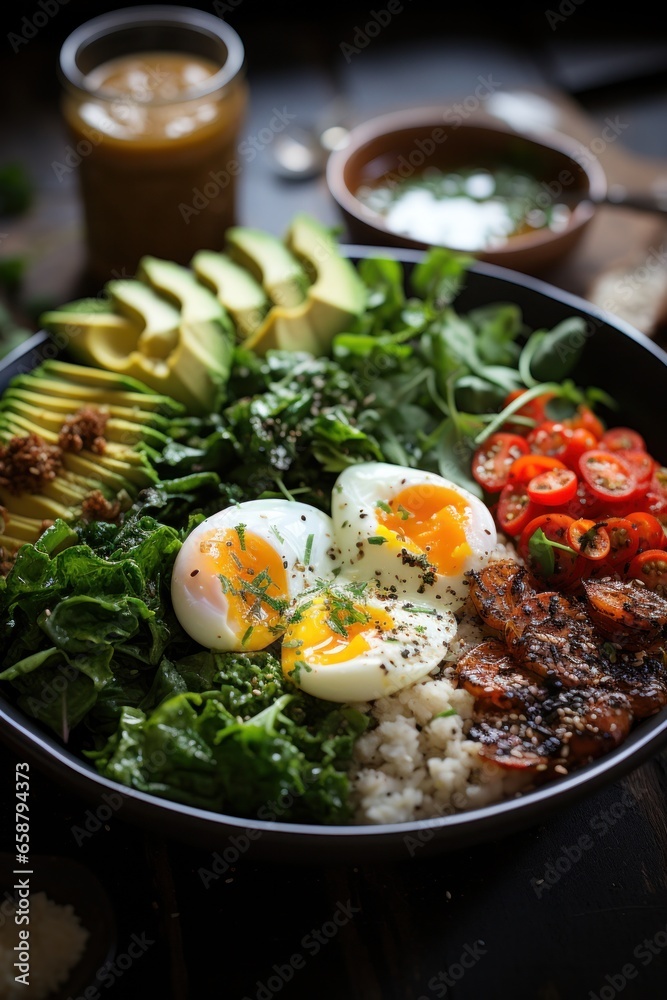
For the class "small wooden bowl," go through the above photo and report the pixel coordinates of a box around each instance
[326,106,608,275]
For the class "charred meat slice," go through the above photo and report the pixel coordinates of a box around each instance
[456,638,549,713]
[510,612,603,689]
[469,712,559,770]
[583,577,667,650]
[467,559,537,636]
[543,687,633,765]
[601,648,667,719]
[504,591,588,649]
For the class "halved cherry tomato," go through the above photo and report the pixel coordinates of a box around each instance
[566,404,605,440]
[472,432,530,493]
[560,479,607,521]
[626,511,666,552]
[597,516,640,569]
[526,421,572,459]
[645,466,667,523]
[508,454,567,485]
[627,548,667,590]
[518,512,585,589]
[578,450,638,503]
[561,427,599,471]
[566,518,611,561]
[496,481,540,536]
[526,466,578,506]
[621,450,655,490]
[600,427,646,453]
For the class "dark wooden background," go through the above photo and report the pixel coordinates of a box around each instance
[1,4,667,998]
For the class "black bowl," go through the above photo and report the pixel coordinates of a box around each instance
[1,250,666,863]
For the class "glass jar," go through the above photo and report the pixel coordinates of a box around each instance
[59,4,248,285]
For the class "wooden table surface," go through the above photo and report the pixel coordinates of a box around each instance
[1,8,667,999]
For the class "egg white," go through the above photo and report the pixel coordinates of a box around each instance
[170,499,338,651]
[281,580,457,703]
[331,462,497,609]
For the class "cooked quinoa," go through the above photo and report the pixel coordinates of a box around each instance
[349,542,531,824]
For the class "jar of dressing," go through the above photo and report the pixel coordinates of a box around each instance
[59,5,248,285]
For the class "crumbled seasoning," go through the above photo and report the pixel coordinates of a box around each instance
[58,407,108,454]
[81,490,121,523]
[0,433,63,494]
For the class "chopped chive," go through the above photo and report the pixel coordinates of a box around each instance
[397,504,411,521]
[376,500,392,515]
[434,708,458,719]
[241,625,254,647]
[368,536,387,545]
[304,533,314,566]
[271,525,285,545]
[288,659,313,682]
[234,523,246,551]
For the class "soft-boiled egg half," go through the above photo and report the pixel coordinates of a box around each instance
[170,462,498,702]
[281,581,457,702]
[170,499,338,651]
[331,462,497,609]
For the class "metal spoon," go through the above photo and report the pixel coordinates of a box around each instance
[270,107,352,181]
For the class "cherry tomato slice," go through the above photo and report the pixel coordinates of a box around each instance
[578,450,638,503]
[621,450,655,489]
[599,427,646,452]
[628,549,667,590]
[518,512,584,589]
[560,479,607,521]
[526,466,578,506]
[645,467,667,524]
[597,516,640,569]
[472,432,530,493]
[508,454,567,485]
[496,481,540,536]
[566,518,611,561]
[566,405,605,440]
[626,511,666,552]
[526,421,572,459]
[561,428,599,471]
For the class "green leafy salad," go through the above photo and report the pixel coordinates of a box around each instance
[0,237,601,825]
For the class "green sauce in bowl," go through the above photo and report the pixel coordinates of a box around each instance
[356,166,572,251]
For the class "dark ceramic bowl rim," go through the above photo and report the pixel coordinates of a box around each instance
[326,106,608,255]
[1,249,666,860]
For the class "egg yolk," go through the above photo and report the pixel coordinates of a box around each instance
[375,484,472,576]
[198,525,289,649]
[282,593,395,678]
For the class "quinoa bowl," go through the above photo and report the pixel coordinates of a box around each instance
[0,249,666,863]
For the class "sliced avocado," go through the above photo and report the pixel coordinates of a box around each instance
[0,487,73,523]
[3,388,171,429]
[225,226,308,308]
[137,256,230,325]
[36,360,182,402]
[60,453,134,494]
[41,477,90,508]
[41,312,141,365]
[245,214,367,356]
[106,279,181,360]
[0,399,169,450]
[191,250,271,339]
[15,373,181,414]
[0,510,50,541]
[57,272,233,416]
